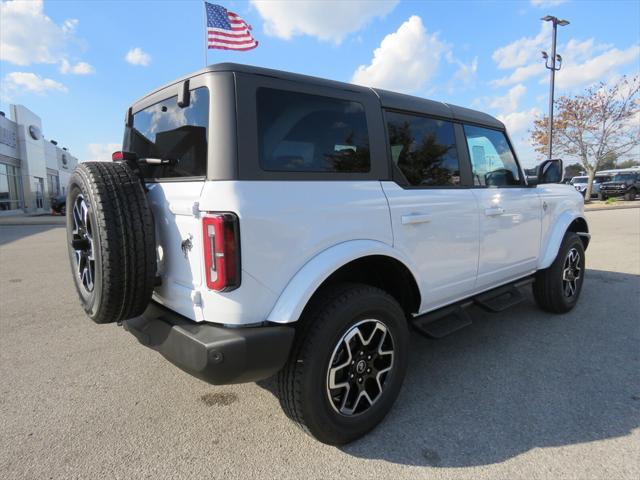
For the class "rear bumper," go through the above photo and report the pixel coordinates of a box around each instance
[124,302,295,385]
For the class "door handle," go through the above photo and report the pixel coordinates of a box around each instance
[485,207,505,216]
[401,213,432,225]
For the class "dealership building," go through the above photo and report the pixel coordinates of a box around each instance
[0,104,78,215]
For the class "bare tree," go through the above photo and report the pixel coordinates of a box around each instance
[531,75,640,200]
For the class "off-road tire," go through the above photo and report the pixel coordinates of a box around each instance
[533,232,585,314]
[624,188,637,201]
[66,161,156,324]
[277,283,409,445]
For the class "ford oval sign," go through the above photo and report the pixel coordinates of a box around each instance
[28,125,42,141]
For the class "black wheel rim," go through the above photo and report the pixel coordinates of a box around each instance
[326,319,395,416]
[71,194,95,293]
[562,247,581,298]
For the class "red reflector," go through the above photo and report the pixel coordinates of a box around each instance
[203,213,241,292]
[112,151,124,161]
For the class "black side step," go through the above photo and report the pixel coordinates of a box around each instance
[412,301,473,339]
[473,277,534,313]
[411,276,535,339]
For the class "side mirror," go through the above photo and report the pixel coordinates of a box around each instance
[537,158,564,184]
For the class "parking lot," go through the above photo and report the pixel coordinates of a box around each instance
[1,208,638,479]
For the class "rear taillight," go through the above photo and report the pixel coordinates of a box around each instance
[111,151,137,162]
[202,213,241,291]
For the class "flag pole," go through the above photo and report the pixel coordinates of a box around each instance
[203,2,208,67]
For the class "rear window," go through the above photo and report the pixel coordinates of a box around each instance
[256,88,370,173]
[125,87,209,179]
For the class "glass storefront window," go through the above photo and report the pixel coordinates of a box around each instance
[0,163,23,211]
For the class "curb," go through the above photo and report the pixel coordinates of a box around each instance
[584,204,640,212]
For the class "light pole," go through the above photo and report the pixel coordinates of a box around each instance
[541,15,569,160]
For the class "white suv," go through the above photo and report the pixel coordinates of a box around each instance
[66,63,589,445]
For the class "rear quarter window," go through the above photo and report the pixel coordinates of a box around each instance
[256,88,370,173]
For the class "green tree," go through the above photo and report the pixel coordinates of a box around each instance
[564,163,584,179]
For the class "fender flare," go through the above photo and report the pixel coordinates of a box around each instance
[266,240,421,324]
[538,212,589,270]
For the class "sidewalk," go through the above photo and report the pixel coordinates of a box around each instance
[0,214,66,226]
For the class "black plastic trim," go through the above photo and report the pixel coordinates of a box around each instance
[124,302,295,385]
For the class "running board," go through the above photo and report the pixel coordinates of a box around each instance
[473,277,533,313]
[412,302,473,338]
[412,276,534,338]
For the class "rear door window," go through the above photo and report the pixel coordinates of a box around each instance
[256,88,370,173]
[386,111,461,187]
[126,87,209,179]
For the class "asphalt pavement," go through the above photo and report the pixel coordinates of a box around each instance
[1,209,639,479]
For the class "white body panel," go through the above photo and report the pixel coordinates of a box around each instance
[182,180,392,325]
[148,178,585,326]
[471,187,542,290]
[536,183,587,269]
[380,181,480,311]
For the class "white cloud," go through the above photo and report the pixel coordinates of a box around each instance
[450,55,479,89]
[492,22,551,70]
[352,16,448,94]
[125,47,151,66]
[554,44,640,89]
[530,0,568,6]
[60,59,95,75]
[3,72,68,94]
[498,107,542,135]
[250,0,398,43]
[0,0,83,66]
[492,63,546,87]
[86,143,121,162]
[489,84,528,113]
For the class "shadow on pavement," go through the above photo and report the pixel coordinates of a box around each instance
[0,224,64,247]
[259,269,640,467]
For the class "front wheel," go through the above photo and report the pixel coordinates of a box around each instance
[624,188,637,201]
[533,232,585,313]
[598,192,607,201]
[277,284,409,445]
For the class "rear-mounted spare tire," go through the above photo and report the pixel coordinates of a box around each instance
[66,161,156,324]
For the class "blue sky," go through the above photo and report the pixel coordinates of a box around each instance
[1,0,639,167]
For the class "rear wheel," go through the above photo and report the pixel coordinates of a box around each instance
[278,284,409,445]
[533,232,585,313]
[67,162,156,324]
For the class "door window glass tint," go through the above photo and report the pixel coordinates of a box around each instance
[257,88,370,173]
[126,87,209,179]
[464,125,521,187]
[386,111,460,186]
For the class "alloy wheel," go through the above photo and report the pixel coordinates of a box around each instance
[562,247,581,298]
[326,319,395,416]
[71,194,95,293]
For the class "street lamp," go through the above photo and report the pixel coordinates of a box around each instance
[541,15,569,160]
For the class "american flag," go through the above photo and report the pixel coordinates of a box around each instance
[205,2,258,51]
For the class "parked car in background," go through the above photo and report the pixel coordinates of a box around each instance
[50,194,66,214]
[569,175,612,198]
[599,172,640,200]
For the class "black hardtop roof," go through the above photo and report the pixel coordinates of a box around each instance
[134,62,504,130]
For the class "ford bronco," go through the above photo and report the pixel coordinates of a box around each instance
[67,63,589,445]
